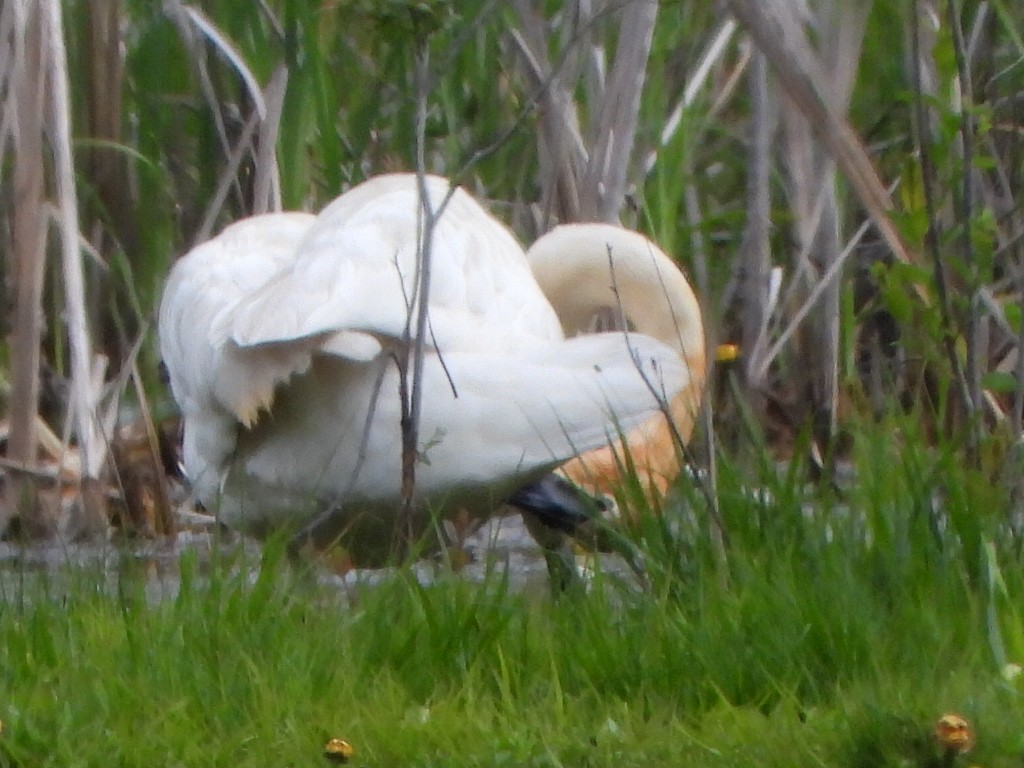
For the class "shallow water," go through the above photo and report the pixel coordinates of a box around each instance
[0,513,634,602]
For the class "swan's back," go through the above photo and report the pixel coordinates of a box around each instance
[231,174,561,354]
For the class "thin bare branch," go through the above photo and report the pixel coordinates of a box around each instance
[400,44,445,544]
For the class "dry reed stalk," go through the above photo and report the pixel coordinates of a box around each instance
[44,0,109,537]
[193,65,286,237]
[165,0,250,215]
[579,0,658,222]
[779,0,870,445]
[643,17,739,175]
[968,5,1023,427]
[511,0,658,226]
[725,0,923,292]
[0,3,15,156]
[178,3,267,120]
[195,108,261,243]
[509,0,588,223]
[3,1,106,537]
[252,64,288,215]
[737,52,775,404]
[83,0,138,259]
[6,0,50,535]
[170,5,287,234]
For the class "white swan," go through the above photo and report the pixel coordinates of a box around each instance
[527,224,706,503]
[158,174,689,569]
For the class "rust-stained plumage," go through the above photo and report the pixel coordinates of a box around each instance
[528,224,706,504]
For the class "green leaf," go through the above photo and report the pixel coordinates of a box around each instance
[981,371,1018,393]
[1004,303,1021,334]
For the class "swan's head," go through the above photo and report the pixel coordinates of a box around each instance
[526,223,707,500]
[527,223,705,379]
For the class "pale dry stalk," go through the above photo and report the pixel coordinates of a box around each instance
[44,0,109,536]
[781,0,870,443]
[737,52,775,402]
[580,0,658,222]
[510,0,588,222]
[164,0,263,221]
[725,0,921,289]
[83,0,138,259]
[511,0,658,226]
[252,64,287,215]
[6,0,50,534]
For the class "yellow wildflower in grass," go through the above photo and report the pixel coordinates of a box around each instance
[323,738,354,764]
[934,713,974,754]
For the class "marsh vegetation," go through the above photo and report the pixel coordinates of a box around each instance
[2,1,1024,765]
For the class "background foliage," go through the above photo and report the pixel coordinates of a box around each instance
[2,2,1024,764]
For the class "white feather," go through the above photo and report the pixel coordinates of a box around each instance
[229,174,561,354]
[158,212,317,503]
[158,174,691,562]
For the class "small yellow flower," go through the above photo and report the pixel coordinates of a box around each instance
[323,737,354,764]
[715,343,740,363]
[934,713,973,754]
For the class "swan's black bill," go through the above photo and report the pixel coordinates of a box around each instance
[506,474,608,535]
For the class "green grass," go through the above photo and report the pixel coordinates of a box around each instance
[2,421,1023,768]
[5,3,1024,765]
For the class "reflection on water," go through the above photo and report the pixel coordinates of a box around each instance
[0,514,634,601]
[0,528,248,603]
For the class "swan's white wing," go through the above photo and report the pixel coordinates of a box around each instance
[157,212,317,499]
[229,174,562,354]
[415,332,688,489]
[158,213,317,406]
[216,331,685,534]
